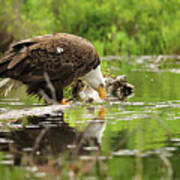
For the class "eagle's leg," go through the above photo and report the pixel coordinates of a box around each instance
[36,82,64,104]
[56,89,68,105]
[52,81,69,105]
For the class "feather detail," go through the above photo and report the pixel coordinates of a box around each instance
[0,33,101,102]
[7,53,27,69]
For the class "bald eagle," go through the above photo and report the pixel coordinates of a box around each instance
[0,33,106,103]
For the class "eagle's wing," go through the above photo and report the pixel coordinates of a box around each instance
[0,33,100,85]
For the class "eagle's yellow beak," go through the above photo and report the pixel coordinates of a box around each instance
[97,85,106,99]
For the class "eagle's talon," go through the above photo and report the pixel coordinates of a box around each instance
[61,99,70,105]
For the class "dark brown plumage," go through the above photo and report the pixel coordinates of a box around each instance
[0,33,100,102]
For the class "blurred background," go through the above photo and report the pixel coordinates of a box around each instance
[0,0,180,57]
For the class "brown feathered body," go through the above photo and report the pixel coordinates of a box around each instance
[0,33,100,102]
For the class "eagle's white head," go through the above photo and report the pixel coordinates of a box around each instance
[83,65,106,99]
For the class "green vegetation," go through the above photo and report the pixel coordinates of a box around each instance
[0,0,180,56]
[0,153,38,180]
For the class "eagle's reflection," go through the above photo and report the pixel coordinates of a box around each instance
[7,107,106,166]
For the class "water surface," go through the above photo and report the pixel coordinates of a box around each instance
[0,57,180,179]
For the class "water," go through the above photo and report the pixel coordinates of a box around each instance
[0,57,180,179]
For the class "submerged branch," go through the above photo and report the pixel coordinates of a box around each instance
[31,126,50,156]
[0,104,70,120]
[159,151,173,179]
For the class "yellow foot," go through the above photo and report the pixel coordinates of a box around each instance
[61,99,70,105]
